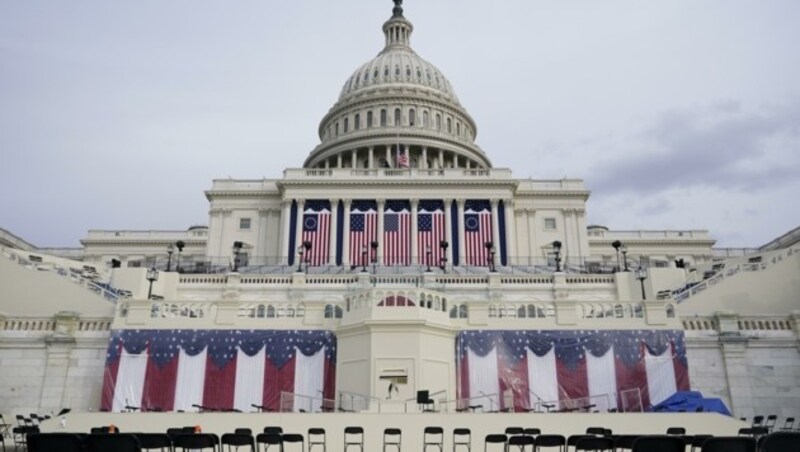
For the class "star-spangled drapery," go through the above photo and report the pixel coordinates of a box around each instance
[101,329,336,413]
[456,329,689,412]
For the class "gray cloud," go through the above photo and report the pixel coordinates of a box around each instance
[591,99,800,195]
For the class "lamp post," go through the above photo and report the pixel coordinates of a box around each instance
[553,241,562,272]
[425,245,432,272]
[621,244,629,271]
[175,240,185,273]
[370,240,378,273]
[296,245,304,272]
[360,245,368,272]
[439,240,449,273]
[485,241,496,272]
[146,267,159,299]
[166,243,174,272]
[636,265,648,300]
[232,241,244,272]
[611,240,622,272]
[303,241,312,273]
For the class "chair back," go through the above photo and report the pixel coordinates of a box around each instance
[135,433,172,451]
[781,418,796,431]
[283,433,305,443]
[257,433,283,445]
[28,433,84,452]
[701,436,756,452]
[221,432,255,449]
[235,428,253,435]
[172,433,217,451]
[505,427,524,436]
[534,434,566,448]
[85,433,141,452]
[666,427,686,435]
[631,435,684,452]
[760,432,800,452]
[523,428,540,436]
[586,427,606,436]
[575,436,614,451]
[752,416,764,426]
[264,426,283,435]
[614,435,640,450]
[507,435,534,447]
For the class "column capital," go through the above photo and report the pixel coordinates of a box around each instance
[376,198,386,207]
[410,198,419,208]
[281,199,293,208]
[343,199,352,208]
[329,198,340,206]
[490,199,500,208]
[456,198,466,208]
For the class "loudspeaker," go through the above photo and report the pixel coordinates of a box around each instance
[111,259,121,268]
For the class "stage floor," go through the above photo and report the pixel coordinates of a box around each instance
[41,411,746,451]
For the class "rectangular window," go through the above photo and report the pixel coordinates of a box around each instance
[544,218,557,230]
[239,218,251,230]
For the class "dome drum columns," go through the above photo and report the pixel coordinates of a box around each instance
[315,145,485,171]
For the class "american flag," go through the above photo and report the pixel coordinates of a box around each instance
[417,200,446,268]
[464,200,493,266]
[302,200,331,266]
[383,200,410,265]
[396,149,409,168]
[349,200,377,267]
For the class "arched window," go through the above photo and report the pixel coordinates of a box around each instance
[384,66,389,77]
[394,108,401,126]
[324,305,334,319]
[354,114,361,130]
[666,304,675,318]
[518,306,526,318]
[267,305,275,318]
[409,109,416,127]
[528,305,536,318]
[449,306,458,318]
[367,111,373,128]
[335,122,339,137]
[447,118,452,133]
[364,70,369,82]
[459,305,468,318]
[435,114,441,131]
[335,306,343,318]
[374,69,379,79]
[416,68,422,79]
[394,65,400,76]
[380,109,387,126]
[406,66,411,77]
[343,118,349,133]
[257,305,265,318]
[423,111,429,128]
[456,122,461,136]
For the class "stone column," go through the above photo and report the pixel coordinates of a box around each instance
[444,198,453,266]
[41,311,79,411]
[342,200,352,267]
[505,200,517,266]
[438,149,444,169]
[410,199,419,265]
[368,146,374,169]
[715,311,752,417]
[337,153,342,168]
[280,200,292,264]
[351,149,358,168]
[527,208,537,266]
[257,208,269,260]
[329,199,339,265]
[294,199,305,259]
[385,146,391,167]
[457,199,466,265]
[490,199,501,264]
[421,147,428,169]
[376,199,385,265]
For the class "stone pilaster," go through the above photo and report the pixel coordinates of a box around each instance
[715,311,752,417]
[40,311,79,412]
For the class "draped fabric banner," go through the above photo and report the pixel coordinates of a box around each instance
[456,330,690,412]
[302,200,332,266]
[464,200,493,266]
[101,329,336,413]
[383,200,411,266]
[349,200,377,267]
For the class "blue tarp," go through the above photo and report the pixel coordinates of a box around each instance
[651,391,732,415]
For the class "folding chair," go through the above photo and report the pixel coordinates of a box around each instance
[282,433,305,452]
[344,426,364,452]
[453,428,471,452]
[574,437,614,451]
[27,432,83,452]
[484,434,507,452]
[533,434,565,452]
[85,433,141,452]
[507,435,534,452]
[308,428,326,452]
[383,428,401,452]
[760,432,800,452]
[424,427,444,452]
[173,433,218,451]
[221,432,256,452]
[701,436,756,452]
[256,433,283,452]
[631,435,684,452]
[135,433,172,451]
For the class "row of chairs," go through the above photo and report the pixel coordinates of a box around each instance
[743,415,797,432]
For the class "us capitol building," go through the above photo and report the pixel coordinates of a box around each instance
[0,0,797,423]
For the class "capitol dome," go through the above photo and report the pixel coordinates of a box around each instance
[304,1,491,170]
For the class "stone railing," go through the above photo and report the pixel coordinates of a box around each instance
[282,167,514,180]
[672,246,798,303]
[1,312,112,335]
[682,312,798,336]
[586,229,712,240]
[1,247,120,302]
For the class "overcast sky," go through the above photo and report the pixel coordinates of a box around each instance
[1,0,798,248]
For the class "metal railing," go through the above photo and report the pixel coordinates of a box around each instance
[278,391,336,413]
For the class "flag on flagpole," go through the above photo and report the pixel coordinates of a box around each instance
[383,200,411,265]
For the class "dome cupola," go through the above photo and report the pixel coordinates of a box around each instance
[304,1,491,171]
